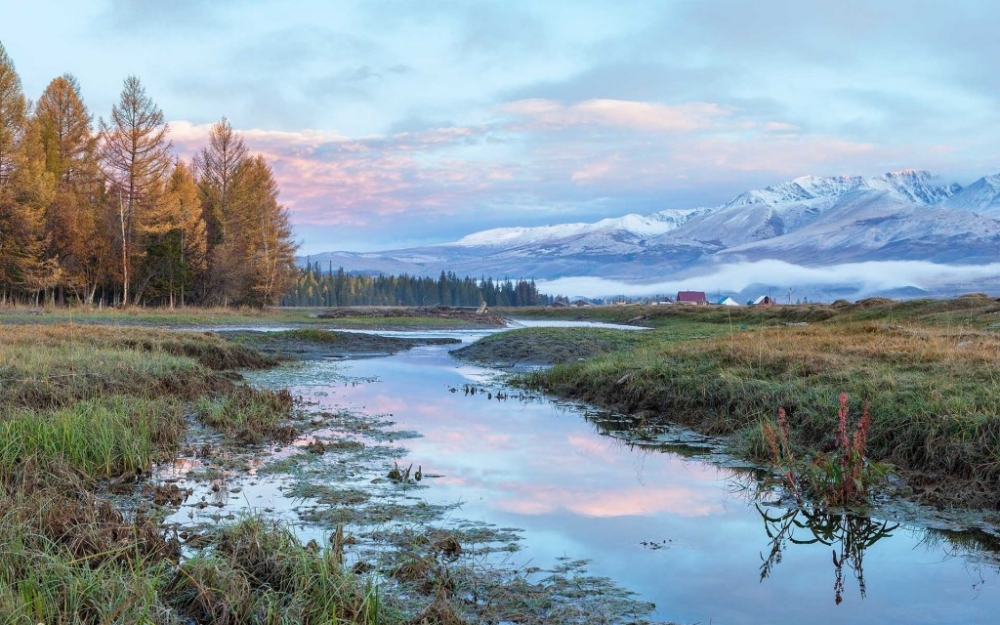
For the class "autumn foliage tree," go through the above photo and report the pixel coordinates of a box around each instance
[0,42,50,301]
[99,76,174,305]
[197,120,297,306]
[36,74,102,303]
[0,40,299,307]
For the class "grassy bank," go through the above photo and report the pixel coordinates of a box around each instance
[500,302,838,328]
[0,303,508,330]
[225,328,461,360]
[0,324,401,624]
[507,296,1000,508]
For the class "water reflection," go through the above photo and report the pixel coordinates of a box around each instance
[235,337,1000,623]
[757,504,898,604]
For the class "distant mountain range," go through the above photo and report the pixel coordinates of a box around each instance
[301,170,1000,300]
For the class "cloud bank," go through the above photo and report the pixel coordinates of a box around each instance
[536,260,1000,299]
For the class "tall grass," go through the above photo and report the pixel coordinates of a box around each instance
[0,325,274,410]
[0,396,185,477]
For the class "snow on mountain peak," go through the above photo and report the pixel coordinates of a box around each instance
[865,169,959,204]
[942,173,1000,216]
[451,207,711,248]
[724,170,959,210]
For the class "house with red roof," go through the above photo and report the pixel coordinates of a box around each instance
[676,291,708,305]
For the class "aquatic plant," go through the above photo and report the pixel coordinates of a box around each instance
[761,393,891,508]
[195,386,296,444]
[168,515,391,624]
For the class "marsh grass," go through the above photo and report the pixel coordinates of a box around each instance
[524,309,1000,505]
[452,327,653,366]
[0,396,185,477]
[0,465,392,624]
[0,325,275,410]
[0,322,400,624]
[195,387,296,444]
[501,302,838,328]
[0,303,320,327]
[0,459,180,625]
[169,515,394,625]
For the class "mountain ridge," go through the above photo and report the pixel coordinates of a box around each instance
[301,170,1000,299]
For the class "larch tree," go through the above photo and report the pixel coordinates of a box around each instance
[0,41,47,302]
[142,160,207,306]
[214,154,298,307]
[35,74,101,303]
[194,118,249,305]
[98,75,172,305]
[0,41,26,186]
[195,117,247,245]
[0,118,55,300]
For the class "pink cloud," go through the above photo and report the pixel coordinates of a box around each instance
[504,98,730,133]
[166,102,935,243]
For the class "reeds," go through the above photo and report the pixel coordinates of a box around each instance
[0,322,397,624]
[0,396,184,477]
[195,387,296,444]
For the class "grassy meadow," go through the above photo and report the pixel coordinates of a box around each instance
[4,295,1000,620]
[0,323,400,624]
[507,295,1000,508]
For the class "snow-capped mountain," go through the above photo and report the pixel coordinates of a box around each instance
[943,174,1000,218]
[451,207,715,248]
[303,170,1000,298]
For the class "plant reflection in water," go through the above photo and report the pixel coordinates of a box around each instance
[756,504,898,605]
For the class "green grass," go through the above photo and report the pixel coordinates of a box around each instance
[0,304,320,327]
[195,387,296,444]
[0,322,405,624]
[0,324,274,409]
[0,303,500,329]
[516,298,1000,507]
[501,302,838,328]
[0,396,185,477]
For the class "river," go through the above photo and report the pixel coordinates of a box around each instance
[160,324,1000,624]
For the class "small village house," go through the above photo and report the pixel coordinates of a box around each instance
[716,296,740,306]
[677,291,708,305]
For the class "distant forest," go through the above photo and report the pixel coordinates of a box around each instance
[0,42,298,308]
[283,263,562,307]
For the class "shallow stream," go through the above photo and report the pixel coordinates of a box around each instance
[161,323,1000,624]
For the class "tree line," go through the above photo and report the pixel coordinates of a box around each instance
[283,264,560,307]
[0,41,297,307]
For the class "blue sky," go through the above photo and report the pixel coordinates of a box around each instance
[4,0,999,254]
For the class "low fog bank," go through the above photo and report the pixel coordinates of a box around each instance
[536,260,1000,302]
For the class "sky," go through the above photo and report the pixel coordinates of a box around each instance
[4,0,1000,255]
